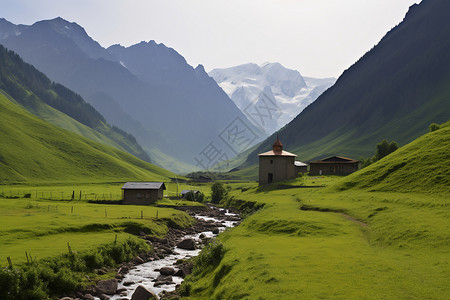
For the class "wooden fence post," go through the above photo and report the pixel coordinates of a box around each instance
[67,242,73,255]
[7,256,13,269]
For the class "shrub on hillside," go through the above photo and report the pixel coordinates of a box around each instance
[197,192,205,202]
[82,251,104,269]
[192,240,225,275]
[375,139,399,161]
[211,182,227,204]
[429,123,441,132]
[361,139,399,168]
[185,191,205,202]
[0,268,21,299]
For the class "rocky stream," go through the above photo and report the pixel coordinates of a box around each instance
[60,205,240,300]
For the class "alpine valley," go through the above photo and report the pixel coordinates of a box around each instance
[0,17,266,173]
[0,1,449,299]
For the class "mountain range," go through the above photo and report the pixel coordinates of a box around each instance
[0,17,266,173]
[240,0,450,170]
[209,63,335,134]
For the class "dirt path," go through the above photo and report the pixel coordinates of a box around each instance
[339,213,367,227]
[300,204,367,227]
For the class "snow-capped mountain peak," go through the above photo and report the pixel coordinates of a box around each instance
[209,62,336,134]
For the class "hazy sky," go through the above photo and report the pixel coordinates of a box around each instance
[2,0,420,78]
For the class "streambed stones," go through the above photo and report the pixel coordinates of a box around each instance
[131,285,158,300]
[159,266,176,276]
[176,238,196,250]
[96,279,118,295]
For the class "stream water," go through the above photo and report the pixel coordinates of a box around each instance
[106,208,238,300]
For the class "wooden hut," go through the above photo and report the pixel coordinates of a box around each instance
[121,182,166,205]
[295,161,308,174]
[309,156,359,175]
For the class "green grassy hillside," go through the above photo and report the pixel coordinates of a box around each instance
[0,45,151,162]
[0,89,147,157]
[334,120,450,193]
[0,92,176,184]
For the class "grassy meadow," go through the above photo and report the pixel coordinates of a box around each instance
[0,180,215,267]
[0,182,204,299]
[0,197,188,267]
[181,177,449,299]
[0,181,211,201]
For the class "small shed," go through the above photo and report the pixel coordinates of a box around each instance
[180,190,200,198]
[295,161,308,174]
[121,182,166,205]
[309,156,359,175]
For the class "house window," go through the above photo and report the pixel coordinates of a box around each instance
[270,160,273,164]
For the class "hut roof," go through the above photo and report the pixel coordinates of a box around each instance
[181,190,199,195]
[309,156,358,164]
[121,182,166,190]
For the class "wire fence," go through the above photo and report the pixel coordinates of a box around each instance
[0,183,208,201]
[0,189,122,201]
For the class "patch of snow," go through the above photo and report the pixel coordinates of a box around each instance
[119,61,127,69]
